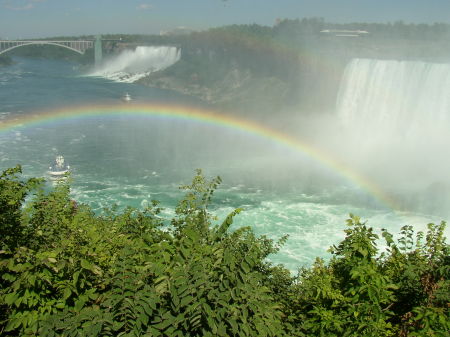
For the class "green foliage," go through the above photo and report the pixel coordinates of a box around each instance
[282,215,448,337]
[0,165,43,251]
[0,167,448,336]
[285,215,397,336]
[380,222,450,336]
[0,168,285,336]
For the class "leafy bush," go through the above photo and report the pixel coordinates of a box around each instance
[0,167,448,336]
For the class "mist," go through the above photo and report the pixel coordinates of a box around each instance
[80,28,450,218]
[270,56,450,218]
[89,46,180,83]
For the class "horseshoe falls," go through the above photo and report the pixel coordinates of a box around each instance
[337,58,450,136]
[336,58,450,217]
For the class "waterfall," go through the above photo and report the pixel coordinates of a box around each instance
[89,46,180,83]
[335,58,450,194]
[337,58,450,139]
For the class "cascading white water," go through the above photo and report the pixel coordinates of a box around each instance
[337,58,450,139]
[335,58,450,207]
[90,46,180,83]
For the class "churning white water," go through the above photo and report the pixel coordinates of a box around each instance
[89,46,180,83]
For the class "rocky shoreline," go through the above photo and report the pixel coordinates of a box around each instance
[138,67,292,113]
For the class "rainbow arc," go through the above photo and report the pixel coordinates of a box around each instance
[0,103,399,210]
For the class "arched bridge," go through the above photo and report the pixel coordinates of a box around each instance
[0,40,94,56]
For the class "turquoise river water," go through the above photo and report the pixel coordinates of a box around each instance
[0,56,446,271]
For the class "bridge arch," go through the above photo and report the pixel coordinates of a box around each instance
[0,41,93,56]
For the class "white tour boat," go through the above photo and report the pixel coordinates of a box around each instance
[48,155,70,178]
[122,92,132,102]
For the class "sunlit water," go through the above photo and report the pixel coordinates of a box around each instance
[0,57,446,272]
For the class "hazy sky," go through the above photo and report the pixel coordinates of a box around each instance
[1,0,449,39]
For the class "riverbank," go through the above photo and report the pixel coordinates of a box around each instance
[138,67,293,114]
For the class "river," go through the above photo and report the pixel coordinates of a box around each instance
[0,55,445,271]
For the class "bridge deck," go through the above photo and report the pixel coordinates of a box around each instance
[0,40,95,55]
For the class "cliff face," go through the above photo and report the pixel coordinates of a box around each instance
[139,64,291,112]
[136,23,450,115]
[136,43,298,114]
[139,67,251,103]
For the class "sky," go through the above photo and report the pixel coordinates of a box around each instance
[0,0,449,39]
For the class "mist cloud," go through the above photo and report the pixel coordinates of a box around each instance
[2,0,46,11]
[137,3,153,10]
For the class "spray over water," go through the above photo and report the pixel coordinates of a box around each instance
[334,58,450,216]
[89,46,180,83]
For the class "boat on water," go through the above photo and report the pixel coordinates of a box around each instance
[48,155,70,179]
[122,92,132,102]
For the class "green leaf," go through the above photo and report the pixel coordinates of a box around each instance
[241,261,250,273]
[180,295,194,307]
[2,273,16,282]
[80,259,92,270]
[74,298,86,312]
[63,287,72,300]
[4,292,19,305]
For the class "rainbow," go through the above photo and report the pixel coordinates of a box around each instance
[0,102,398,209]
